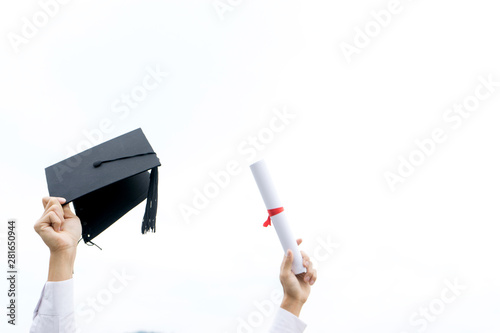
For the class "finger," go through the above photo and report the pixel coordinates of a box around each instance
[303,264,315,284]
[62,203,76,218]
[300,251,314,283]
[48,212,62,232]
[300,251,311,264]
[38,198,64,229]
[45,203,65,224]
[302,257,313,272]
[302,259,314,282]
[309,268,318,285]
[42,197,63,218]
[35,211,62,234]
[296,238,302,246]
[281,250,294,274]
[300,251,311,271]
[42,197,66,209]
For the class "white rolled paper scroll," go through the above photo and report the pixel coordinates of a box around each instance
[250,159,307,275]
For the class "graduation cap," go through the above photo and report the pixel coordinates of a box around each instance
[45,128,161,244]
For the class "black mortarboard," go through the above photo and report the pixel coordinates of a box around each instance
[45,128,161,244]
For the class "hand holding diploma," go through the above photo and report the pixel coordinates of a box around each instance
[250,159,307,274]
[278,238,317,318]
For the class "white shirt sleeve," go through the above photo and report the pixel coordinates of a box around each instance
[268,307,307,333]
[30,279,76,333]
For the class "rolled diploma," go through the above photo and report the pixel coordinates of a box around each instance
[250,160,307,275]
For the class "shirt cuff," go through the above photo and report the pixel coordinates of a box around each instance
[33,279,74,318]
[269,307,307,333]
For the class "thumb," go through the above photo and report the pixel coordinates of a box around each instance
[62,204,77,218]
[281,249,294,273]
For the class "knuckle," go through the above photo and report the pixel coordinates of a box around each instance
[48,211,59,221]
[46,207,57,216]
[47,205,62,216]
[47,197,61,209]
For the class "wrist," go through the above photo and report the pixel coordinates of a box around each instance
[281,295,305,318]
[50,245,77,257]
[48,248,76,282]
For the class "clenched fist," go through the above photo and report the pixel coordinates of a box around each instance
[34,197,82,281]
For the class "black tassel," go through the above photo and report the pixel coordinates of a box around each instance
[142,166,158,234]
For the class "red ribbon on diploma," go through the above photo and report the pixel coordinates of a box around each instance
[263,207,284,227]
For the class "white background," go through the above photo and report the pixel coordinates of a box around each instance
[1,0,500,332]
